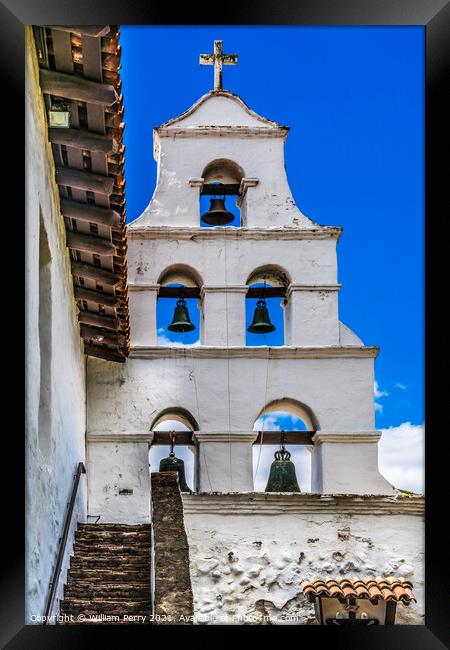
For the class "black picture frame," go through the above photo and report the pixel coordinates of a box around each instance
[5,0,448,647]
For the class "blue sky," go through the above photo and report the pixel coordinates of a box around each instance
[120,26,424,491]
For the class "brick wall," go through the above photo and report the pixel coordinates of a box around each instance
[151,472,194,624]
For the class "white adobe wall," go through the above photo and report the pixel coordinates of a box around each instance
[87,354,375,435]
[86,433,152,524]
[127,233,340,347]
[86,345,393,509]
[128,235,338,286]
[182,493,425,625]
[132,92,320,229]
[141,136,312,228]
[25,28,87,623]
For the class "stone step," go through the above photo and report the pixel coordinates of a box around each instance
[76,529,151,540]
[60,598,151,616]
[67,568,148,583]
[69,556,150,568]
[59,521,153,623]
[64,585,150,600]
[72,543,150,556]
[65,580,149,592]
[77,523,152,532]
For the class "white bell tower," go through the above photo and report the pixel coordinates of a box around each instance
[87,40,394,517]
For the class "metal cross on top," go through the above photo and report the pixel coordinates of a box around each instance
[200,40,238,91]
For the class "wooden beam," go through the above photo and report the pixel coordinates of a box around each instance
[39,68,118,106]
[78,311,118,331]
[151,432,194,446]
[70,47,122,73]
[56,166,114,195]
[247,287,286,299]
[60,199,120,227]
[48,26,111,38]
[74,286,120,308]
[201,183,241,196]
[71,261,122,286]
[157,287,285,299]
[48,127,114,153]
[84,343,126,363]
[71,33,120,55]
[80,324,120,345]
[253,431,315,446]
[66,231,115,256]
[158,287,200,299]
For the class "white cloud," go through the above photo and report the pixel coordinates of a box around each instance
[378,422,424,494]
[252,418,424,495]
[157,330,200,347]
[374,380,389,413]
[253,413,282,431]
[395,383,408,390]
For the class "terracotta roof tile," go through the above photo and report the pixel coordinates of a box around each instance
[301,576,417,605]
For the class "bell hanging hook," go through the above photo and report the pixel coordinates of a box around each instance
[169,431,176,457]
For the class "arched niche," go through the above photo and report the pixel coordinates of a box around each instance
[149,407,198,492]
[254,398,319,432]
[201,158,245,185]
[245,265,290,346]
[246,264,291,289]
[200,159,245,228]
[252,398,318,493]
[150,406,199,432]
[158,264,203,289]
[156,265,203,345]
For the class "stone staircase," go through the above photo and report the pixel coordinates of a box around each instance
[59,523,152,624]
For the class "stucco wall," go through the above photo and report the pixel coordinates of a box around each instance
[128,235,338,287]
[182,493,424,625]
[133,92,321,229]
[87,354,375,434]
[86,438,151,524]
[25,27,87,623]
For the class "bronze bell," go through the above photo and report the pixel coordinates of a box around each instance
[159,434,191,492]
[248,297,276,334]
[201,197,235,226]
[168,297,195,333]
[265,436,300,492]
[159,452,191,492]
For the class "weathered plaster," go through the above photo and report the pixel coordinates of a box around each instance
[87,440,151,523]
[25,28,86,623]
[87,354,376,435]
[182,493,424,625]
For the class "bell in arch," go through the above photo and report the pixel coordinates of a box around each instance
[159,434,191,492]
[168,296,195,333]
[265,434,300,492]
[248,297,275,334]
[201,197,234,226]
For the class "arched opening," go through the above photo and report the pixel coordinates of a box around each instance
[200,159,244,228]
[245,266,290,347]
[149,408,198,492]
[156,265,202,346]
[252,399,318,493]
